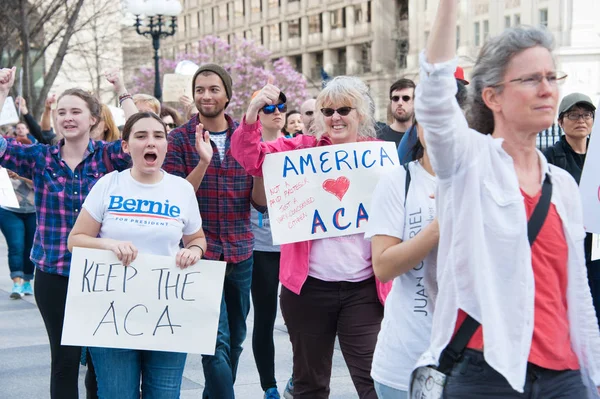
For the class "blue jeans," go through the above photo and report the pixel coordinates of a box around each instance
[89,347,187,399]
[0,208,36,280]
[374,381,408,399]
[202,256,253,399]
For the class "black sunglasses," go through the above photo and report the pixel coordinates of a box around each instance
[304,110,314,116]
[262,103,287,114]
[391,95,412,102]
[320,107,354,117]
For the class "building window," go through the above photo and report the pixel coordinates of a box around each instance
[234,0,245,17]
[211,6,216,26]
[260,26,264,44]
[514,14,521,27]
[197,12,201,28]
[539,8,548,28]
[483,20,489,41]
[505,15,511,28]
[330,8,346,29]
[474,21,480,46]
[367,1,371,22]
[251,0,261,13]
[361,42,371,73]
[308,14,322,34]
[268,0,279,7]
[289,18,301,38]
[424,30,430,43]
[456,26,460,49]
[294,55,302,73]
[355,8,363,23]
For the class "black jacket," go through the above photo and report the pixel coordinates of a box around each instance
[543,135,587,184]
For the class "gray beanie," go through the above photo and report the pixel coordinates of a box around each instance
[192,64,233,108]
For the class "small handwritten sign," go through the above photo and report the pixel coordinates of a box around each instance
[62,248,226,354]
[0,96,19,126]
[261,141,399,244]
[0,168,19,208]
[162,74,193,102]
[580,100,600,233]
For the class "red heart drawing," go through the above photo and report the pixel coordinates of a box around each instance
[322,177,350,201]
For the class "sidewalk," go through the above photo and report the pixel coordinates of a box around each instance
[0,236,358,398]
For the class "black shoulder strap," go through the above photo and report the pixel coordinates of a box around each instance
[403,163,411,205]
[528,174,552,245]
[437,174,553,374]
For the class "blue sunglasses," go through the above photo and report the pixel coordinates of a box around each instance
[262,103,287,114]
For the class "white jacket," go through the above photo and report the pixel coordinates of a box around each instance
[413,51,600,396]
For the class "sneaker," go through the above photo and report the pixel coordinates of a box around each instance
[283,377,294,399]
[21,281,33,296]
[264,387,280,399]
[10,283,23,299]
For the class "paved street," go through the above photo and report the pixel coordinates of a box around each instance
[0,236,357,398]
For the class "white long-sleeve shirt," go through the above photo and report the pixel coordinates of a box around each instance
[413,51,600,396]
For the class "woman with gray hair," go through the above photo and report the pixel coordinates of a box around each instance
[231,76,386,399]
[410,0,600,398]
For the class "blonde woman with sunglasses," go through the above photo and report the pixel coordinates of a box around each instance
[231,77,390,399]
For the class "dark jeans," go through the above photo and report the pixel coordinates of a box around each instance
[85,350,98,399]
[586,259,600,329]
[0,208,36,280]
[280,276,383,399]
[202,255,253,399]
[251,250,281,391]
[35,268,81,399]
[443,349,588,398]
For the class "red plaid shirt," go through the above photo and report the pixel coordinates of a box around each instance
[163,113,254,263]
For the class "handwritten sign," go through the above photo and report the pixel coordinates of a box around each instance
[580,100,600,233]
[162,74,193,102]
[0,96,19,126]
[62,248,226,354]
[0,168,19,208]
[262,141,399,244]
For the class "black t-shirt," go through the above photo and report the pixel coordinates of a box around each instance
[376,124,405,147]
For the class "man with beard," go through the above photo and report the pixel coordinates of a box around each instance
[376,78,415,147]
[163,64,255,399]
[299,98,316,135]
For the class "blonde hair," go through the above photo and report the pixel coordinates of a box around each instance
[312,76,376,139]
[100,104,120,142]
[133,94,161,114]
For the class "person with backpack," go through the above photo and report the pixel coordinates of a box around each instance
[410,0,600,397]
[365,119,438,399]
[544,93,600,328]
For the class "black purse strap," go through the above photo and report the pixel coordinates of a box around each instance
[437,174,553,374]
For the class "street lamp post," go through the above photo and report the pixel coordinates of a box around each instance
[127,0,182,102]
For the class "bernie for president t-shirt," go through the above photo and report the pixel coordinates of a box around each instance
[82,170,202,257]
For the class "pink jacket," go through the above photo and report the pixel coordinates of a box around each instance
[231,117,392,304]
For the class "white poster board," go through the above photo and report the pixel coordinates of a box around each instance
[579,100,600,233]
[0,96,19,126]
[162,74,193,102]
[0,168,19,208]
[262,141,399,244]
[62,248,226,354]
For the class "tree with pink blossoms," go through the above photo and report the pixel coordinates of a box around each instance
[129,36,309,121]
